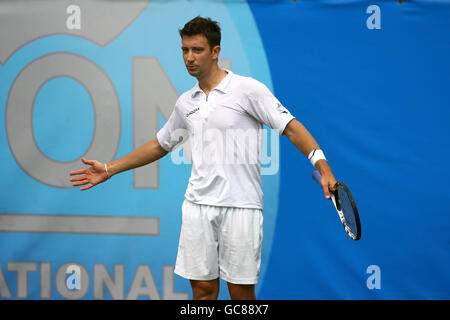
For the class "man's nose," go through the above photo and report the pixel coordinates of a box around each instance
[186,50,194,62]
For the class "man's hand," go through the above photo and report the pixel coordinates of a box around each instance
[315,160,337,200]
[69,157,109,191]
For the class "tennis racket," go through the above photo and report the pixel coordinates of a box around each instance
[312,170,361,241]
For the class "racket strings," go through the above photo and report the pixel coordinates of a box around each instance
[338,186,358,236]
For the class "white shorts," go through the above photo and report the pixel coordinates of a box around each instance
[174,199,263,285]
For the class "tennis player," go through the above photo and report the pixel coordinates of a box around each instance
[70,16,337,300]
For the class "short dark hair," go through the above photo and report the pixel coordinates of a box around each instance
[179,16,221,50]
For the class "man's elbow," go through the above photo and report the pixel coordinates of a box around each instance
[151,138,169,158]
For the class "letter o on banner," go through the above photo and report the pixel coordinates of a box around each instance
[6,52,121,188]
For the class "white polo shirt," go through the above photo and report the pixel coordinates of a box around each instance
[157,70,295,210]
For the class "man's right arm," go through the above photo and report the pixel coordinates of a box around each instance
[107,138,168,177]
[70,138,168,190]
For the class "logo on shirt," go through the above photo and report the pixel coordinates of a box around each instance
[186,107,200,118]
[276,103,288,115]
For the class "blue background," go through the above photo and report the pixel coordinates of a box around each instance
[1,0,449,300]
[251,0,450,299]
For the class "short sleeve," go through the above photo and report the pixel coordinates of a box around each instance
[156,105,188,152]
[245,79,295,135]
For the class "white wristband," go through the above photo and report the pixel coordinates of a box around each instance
[308,149,326,167]
[104,163,110,179]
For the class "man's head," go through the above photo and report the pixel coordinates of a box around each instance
[179,16,221,51]
[179,16,222,79]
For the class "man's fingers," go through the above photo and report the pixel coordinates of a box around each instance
[325,180,337,200]
[69,158,99,191]
[69,169,87,176]
[70,175,87,182]
[72,180,89,187]
[80,183,94,191]
[81,157,94,166]
[321,178,336,200]
[323,185,331,200]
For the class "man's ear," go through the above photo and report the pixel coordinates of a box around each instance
[212,45,221,59]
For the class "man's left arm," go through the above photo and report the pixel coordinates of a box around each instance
[282,119,337,199]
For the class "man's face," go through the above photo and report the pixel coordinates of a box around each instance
[181,34,220,79]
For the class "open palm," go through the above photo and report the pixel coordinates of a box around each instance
[69,157,108,191]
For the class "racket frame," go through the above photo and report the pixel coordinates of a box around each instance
[312,170,361,241]
[331,182,361,241]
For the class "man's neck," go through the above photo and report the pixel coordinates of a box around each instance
[198,64,227,96]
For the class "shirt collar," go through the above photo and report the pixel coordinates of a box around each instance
[191,69,233,98]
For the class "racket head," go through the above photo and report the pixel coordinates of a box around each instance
[311,170,361,241]
[334,182,361,241]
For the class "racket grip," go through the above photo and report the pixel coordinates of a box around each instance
[312,170,322,185]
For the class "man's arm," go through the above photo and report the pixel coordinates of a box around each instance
[282,119,336,199]
[107,138,168,177]
[69,138,168,191]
